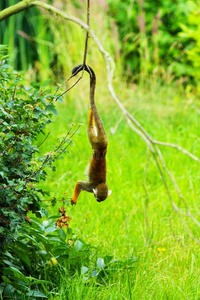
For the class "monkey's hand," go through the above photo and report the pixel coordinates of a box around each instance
[71,181,82,205]
[71,198,77,205]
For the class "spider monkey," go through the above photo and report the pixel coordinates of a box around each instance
[70,65,112,205]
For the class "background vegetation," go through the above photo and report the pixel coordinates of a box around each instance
[0,0,200,299]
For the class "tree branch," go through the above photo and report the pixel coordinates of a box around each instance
[0,1,35,22]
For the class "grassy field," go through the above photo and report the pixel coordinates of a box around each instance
[1,1,200,299]
[37,75,200,299]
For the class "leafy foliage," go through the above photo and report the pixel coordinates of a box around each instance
[0,1,52,74]
[0,46,52,245]
[106,0,195,81]
[0,45,68,246]
[0,215,137,298]
[179,2,200,88]
[0,217,93,299]
[81,256,137,285]
[0,1,85,81]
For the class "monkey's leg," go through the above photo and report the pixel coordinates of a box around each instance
[88,109,108,150]
[71,180,93,205]
[87,109,98,146]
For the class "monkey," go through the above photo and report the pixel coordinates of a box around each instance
[70,65,112,205]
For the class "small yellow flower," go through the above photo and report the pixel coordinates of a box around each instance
[48,257,58,266]
[157,247,166,252]
[51,257,58,265]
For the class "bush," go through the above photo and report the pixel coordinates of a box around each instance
[179,2,200,89]
[0,45,59,247]
[0,217,94,299]
[106,0,195,81]
[0,215,137,299]
[0,1,50,73]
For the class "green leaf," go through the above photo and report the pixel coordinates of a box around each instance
[91,270,99,277]
[81,266,89,275]
[4,267,28,282]
[0,171,5,178]
[45,226,57,234]
[56,96,63,102]
[27,278,54,286]
[2,260,13,266]
[48,237,62,242]
[46,104,57,115]
[31,82,40,89]
[57,228,66,242]
[12,248,31,267]
[103,255,113,265]
[75,240,83,251]
[2,276,11,284]
[3,64,12,69]
[97,258,105,269]
[26,290,47,298]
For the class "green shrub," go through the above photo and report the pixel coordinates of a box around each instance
[106,0,195,81]
[0,217,94,299]
[0,215,136,299]
[0,1,51,74]
[0,45,58,247]
[179,2,200,89]
[0,44,76,250]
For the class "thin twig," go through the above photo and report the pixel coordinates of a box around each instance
[55,77,82,101]
[37,132,50,148]
[110,116,123,135]
[55,124,81,159]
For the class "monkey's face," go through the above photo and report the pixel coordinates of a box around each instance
[93,183,112,202]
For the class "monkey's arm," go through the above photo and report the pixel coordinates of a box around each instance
[71,180,94,205]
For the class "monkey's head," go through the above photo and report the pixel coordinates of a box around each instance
[93,183,112,202]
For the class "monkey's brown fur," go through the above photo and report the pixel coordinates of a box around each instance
[71,65,111,204]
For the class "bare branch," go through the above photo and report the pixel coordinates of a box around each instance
[154,140,200,164]
[155,145,200,227]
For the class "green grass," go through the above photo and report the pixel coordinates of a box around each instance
[37,77,200,299]
[2,1,200,299]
